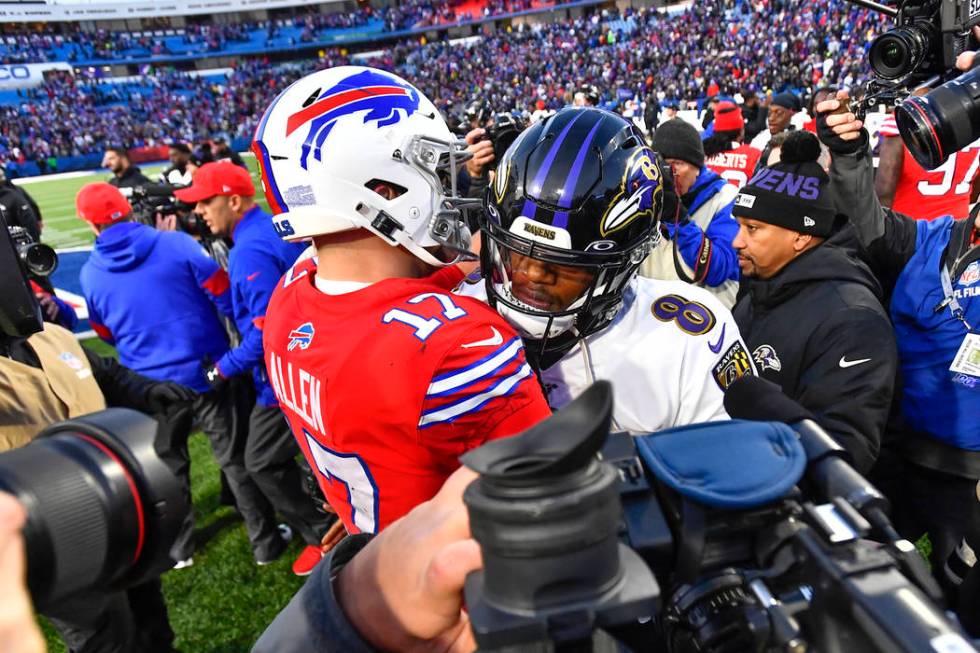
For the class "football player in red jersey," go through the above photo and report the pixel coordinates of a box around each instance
[876,111,980,220]
[253,67,551,545]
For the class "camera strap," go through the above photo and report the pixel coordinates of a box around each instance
[939,264,974,333]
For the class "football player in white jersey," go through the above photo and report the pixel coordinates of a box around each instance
[456,107,756,432]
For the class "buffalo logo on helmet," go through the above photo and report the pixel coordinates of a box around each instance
[287,322,315,351]
[599,150,662,237]
[284,69,421,170]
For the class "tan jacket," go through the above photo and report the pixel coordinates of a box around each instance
[0,324,106,452]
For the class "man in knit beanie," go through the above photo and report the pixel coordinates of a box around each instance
[641,118,741,306]
[730,130,897,474]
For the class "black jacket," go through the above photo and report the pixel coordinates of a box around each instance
[733,241,898,473]
[108,166,150,190]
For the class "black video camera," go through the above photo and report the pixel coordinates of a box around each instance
[8,224,57,278]
[121,183,213,237]
[461,380,977,653]
[484,111,529,171]
[852,0,980,168]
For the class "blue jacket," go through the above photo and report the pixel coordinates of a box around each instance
[217,205,305,406]
[80,222,234,392]
[665,167,740,287]
[890,217,980,450]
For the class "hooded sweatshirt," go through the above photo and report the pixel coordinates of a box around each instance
[732,240,898,473]
[80,222,233,392]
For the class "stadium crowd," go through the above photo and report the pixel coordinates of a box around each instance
[0,0,562,65]
[0,0,882,174]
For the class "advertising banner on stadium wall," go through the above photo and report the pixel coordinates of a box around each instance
[0,62,72,89]
[0,0,341,22]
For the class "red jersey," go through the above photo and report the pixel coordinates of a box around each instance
[263,259,550,534]
[705,143,763,189]
[879,115,980,220]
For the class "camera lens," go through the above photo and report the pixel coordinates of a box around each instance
[21,242,58,277]
[895,65,980,170]
[870,27,926,81]
[0,410,187,610]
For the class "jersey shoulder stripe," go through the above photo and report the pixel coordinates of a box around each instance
[427,336,523,397]
[419,361,534,427]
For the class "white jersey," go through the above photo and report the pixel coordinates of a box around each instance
[456,275,755,434]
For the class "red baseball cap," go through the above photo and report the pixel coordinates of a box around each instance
[173,161,255,203]
[76,182,132,225]
[713,101,744,133]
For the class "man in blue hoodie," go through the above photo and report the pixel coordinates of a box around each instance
[175,162,332,576]
[77,182,294,568]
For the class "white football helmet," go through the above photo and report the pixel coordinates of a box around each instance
[252,66,476,267]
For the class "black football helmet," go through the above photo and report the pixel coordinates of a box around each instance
[480,107,665,367]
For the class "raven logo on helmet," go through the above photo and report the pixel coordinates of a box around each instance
[284,69,421,170]
[600,150,662,237]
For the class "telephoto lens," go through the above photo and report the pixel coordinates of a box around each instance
[895,63,980,169]
[461,381,659,650]
[0,409,188,610]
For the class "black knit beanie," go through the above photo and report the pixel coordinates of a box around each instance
[731,131,836,237]
[652,118,705,169]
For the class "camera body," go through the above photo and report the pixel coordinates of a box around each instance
[869,0,979,88]
[462,382,976,653]
[8,224,57,278]
[122,183,216,237]
[484,111,529,171]
[854,0,980,168]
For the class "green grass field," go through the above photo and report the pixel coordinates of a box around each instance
[22,162,299,652]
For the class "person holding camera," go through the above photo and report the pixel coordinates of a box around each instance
[0,210,194,652]
[816,34,980,572]
[729,130,898,474]
[75,181,290,569]
[174,161,334,575]
[639,118,741,307]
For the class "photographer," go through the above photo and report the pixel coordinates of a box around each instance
[104,146,150,190]
[816,33,980,571]
[0,210,193,652]
[75,182,288,569]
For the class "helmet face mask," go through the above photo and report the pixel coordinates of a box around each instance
[252,65,477,267]
[480,107,665,362]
